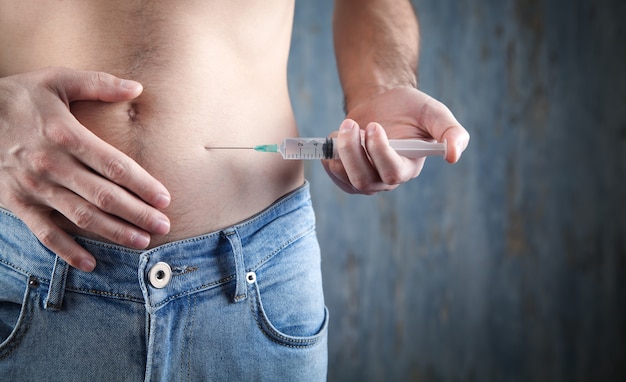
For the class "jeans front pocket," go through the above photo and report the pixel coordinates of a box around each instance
[247,231,328,348]
[0,263,36,360]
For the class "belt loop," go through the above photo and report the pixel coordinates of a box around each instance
[222,228,247,303]
[45,256,70,311]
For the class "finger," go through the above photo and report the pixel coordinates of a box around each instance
[46,189,155,250]
[87,143,172,210]
[34,149,170,236]
[364,122,423,185]
[322,125,362,194]
[417,93,470,163]
[335,119,388,194]
[47,67,143,104]
[322,159,357,194]
[54,120,171,210]
[23,129,170,235]
[18,208,97,272]
[63,164,171,236]
[441,126,470,164]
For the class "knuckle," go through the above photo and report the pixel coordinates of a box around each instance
[94,187,118,210]
[93,71,113,89]
[380,170,404,185]
[95,71,106,86]
[72,204,98,229]
[134,208,150,225]
[113,226,138,247]
[36,227,60,248]
[350,176,371,192]
[43,121,78,148]
[20,172,43,192]
[30,152,57,175]
[104,158,129,183]
[130,207,154,230]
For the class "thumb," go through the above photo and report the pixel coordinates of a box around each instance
[50,67,143,103]
[442,126,470,164]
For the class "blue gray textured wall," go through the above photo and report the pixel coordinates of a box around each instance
[288,0,626,381]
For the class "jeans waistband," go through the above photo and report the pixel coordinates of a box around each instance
[0,182,314,310]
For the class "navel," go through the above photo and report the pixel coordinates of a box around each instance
[127,103,139,122]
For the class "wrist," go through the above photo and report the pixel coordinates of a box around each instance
[343,81,417,115]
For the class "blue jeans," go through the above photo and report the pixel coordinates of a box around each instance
[0,182,328,381]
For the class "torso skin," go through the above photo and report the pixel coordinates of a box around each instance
[0,0,304,246]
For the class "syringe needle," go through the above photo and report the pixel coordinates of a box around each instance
[204,145,279,153]
[204,146,254,150]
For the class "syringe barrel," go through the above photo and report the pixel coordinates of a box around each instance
[279,137,445,160]
[280,137,336,159]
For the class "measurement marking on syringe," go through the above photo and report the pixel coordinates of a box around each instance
[206,137,446,160]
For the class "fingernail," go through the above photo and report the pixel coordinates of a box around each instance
[79,257,96,272]
[120,79,142,90]
[155,193,171,208]
[340,120,356,133]
[154,218,171,235]
[456,140,465,154]
[366,123,378,136]
[132,232,151,249]
[454,141,466,162]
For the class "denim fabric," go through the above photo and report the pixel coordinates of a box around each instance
[0,182,328,381]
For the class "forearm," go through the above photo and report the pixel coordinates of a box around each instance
[333,0,419,112]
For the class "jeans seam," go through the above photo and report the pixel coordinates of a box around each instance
[249,225,316,271]
[62,286,145,303]
[247,283,326,349]
[183,294,197,380]
[150,275,237,309]
[0,259,33,281]
[0,287,35,361]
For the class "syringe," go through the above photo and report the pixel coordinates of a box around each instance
[206,137,446,160]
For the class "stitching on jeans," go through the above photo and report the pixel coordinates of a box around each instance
[183,294,197,379]
[230,186,309,231]
[247,282,324,349]
[148,225,316,309]
[249,225,315,271]
[0,287,35,360]
[0,259,140,302]
[63,287,145,303]
[251,303,323,349]
[0,259,37,281]
[150,274,236,309]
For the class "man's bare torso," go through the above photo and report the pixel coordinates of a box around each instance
[0,0,303,246]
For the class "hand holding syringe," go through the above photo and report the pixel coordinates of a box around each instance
[205,137,446,160]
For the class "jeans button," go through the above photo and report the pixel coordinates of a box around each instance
[245,271,256,284]
[148,262,172,289]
